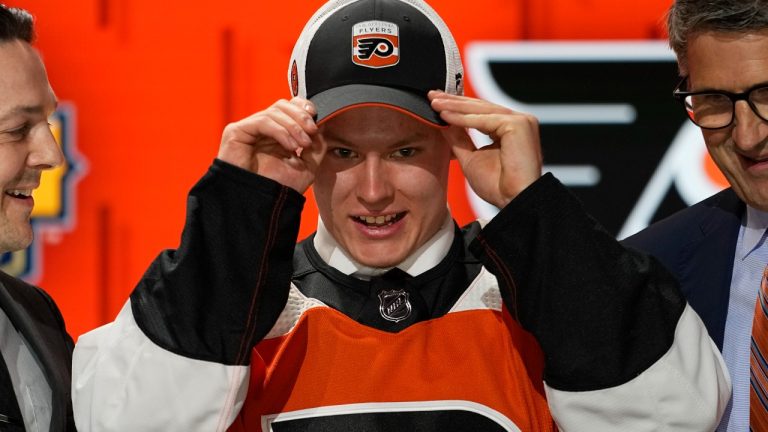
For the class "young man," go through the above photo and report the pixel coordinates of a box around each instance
[624,0,768,430]
[73,0,730,430]
[0,5,76,432]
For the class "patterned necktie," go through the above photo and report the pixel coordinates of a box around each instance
[751,265,768,429]
[0,352,25,430]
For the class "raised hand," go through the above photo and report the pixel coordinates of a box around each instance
[430,91,543,208]
[217,97,325,193]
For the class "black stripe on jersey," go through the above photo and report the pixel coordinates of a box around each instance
[130,160,305,366]
[269,410,510,431]
[470,173,686,392]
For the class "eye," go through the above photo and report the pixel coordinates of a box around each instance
[752,86,768,105]
[391,148,417,158]
[2,123,32,142]
[331,147,358,159]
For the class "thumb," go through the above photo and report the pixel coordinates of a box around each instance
[300,133,327,174]
[443,125,475,164]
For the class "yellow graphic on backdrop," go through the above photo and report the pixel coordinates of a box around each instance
[0,106,83,281]
[31,114,66,217]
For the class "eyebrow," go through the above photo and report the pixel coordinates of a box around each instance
[0,100,59,124]
[691,80,768,93]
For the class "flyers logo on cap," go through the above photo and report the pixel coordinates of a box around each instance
[353,21,400,68]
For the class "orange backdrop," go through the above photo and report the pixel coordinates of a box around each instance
[7,0,671,338]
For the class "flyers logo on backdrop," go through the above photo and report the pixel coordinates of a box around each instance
[464,42,728,239]
[353,21,399,68]
[0,103,87,282]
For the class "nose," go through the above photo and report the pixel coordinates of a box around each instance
[356,155,394,207]
[27,124,64,170]
[731,100,768,151]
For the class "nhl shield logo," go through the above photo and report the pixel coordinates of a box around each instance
[378,289,411,323]
[352,20,400,69]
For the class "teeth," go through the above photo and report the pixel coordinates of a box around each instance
[7,189,31,197]
[357,214,398,226]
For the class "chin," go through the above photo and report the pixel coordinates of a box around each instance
[351,249,406,269]
[356,257,401,269]
[0,235,33,254]
[0,222,34,251]
[745,197,768,213]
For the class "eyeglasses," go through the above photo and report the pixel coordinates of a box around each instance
[673,77,768,129]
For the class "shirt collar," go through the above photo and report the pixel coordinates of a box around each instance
[313,212,455,279]
[739,205,768,259]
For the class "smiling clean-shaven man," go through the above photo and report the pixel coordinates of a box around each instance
[0,5,76,432]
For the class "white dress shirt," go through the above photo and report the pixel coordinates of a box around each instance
[718,206,768,431]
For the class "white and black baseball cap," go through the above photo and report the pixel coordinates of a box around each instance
[288,0,464,126]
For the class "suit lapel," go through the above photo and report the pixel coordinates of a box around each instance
[681,189,743,349]
[0,273,70,432]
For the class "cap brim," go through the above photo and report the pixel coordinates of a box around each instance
[310,84,447,126]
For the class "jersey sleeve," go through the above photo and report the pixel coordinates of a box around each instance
[469,173,731,431]
[72,159,305,431]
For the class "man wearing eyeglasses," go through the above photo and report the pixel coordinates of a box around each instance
[624,0,768,430]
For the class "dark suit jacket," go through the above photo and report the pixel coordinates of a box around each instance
[623,188,744,350]
[0,270,76,431]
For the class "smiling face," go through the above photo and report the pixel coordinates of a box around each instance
[0,40,63,253]
[686,30,768,210]
[313,106,453,268]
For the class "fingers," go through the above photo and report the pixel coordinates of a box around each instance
[217,97,325,187]
[229,97,318,152]
[430,89,540,162]
[429,90,537,138]
[298,131,327,175]
[429,90,543,206]
[271,98,318,150]
[429,90,509,114]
